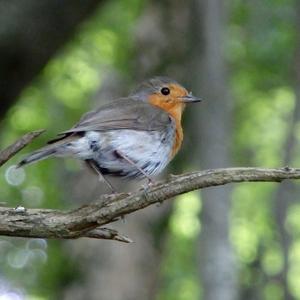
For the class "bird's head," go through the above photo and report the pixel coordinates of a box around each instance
[130,77,201,120]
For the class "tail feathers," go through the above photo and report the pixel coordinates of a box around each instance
[17,146,57,168]
[17,134,80,168]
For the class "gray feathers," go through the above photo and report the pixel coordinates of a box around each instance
[57,99,171,135]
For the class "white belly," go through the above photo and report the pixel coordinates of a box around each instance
[66,128,175,178]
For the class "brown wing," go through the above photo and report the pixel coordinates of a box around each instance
[48,98,171,144]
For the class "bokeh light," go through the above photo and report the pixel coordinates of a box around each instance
[5,166,25,186]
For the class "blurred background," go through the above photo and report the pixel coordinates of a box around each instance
[0,0,300,299]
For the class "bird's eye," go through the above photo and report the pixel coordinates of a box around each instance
[161,87,170,96]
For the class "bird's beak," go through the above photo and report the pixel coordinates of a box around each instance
[180,93,202,103]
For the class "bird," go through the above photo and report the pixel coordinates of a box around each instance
[17,77,201,191]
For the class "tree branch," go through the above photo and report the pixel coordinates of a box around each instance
[0,130,45,167]
[1,167,299,242]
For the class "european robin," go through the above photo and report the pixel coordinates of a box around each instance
[18,77,201,191]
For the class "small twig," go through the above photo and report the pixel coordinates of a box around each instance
[0,167,300,242]
[0,130,45,167]
[84,228,133,243]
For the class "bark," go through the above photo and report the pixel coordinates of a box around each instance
[1,167,300,240]
[0,130,44,166]
[0,0,106,121]
[189,0,237,299]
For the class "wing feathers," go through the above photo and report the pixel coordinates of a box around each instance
[58,98,171,134]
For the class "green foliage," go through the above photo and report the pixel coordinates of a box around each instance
[157,192,201,300]
[229,0,300,298]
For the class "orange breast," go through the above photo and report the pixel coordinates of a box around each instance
[148,94,185,159]
[171,120,183,158]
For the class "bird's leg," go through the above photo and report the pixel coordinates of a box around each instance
[114,150,154,184]
[85,159,116,193]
